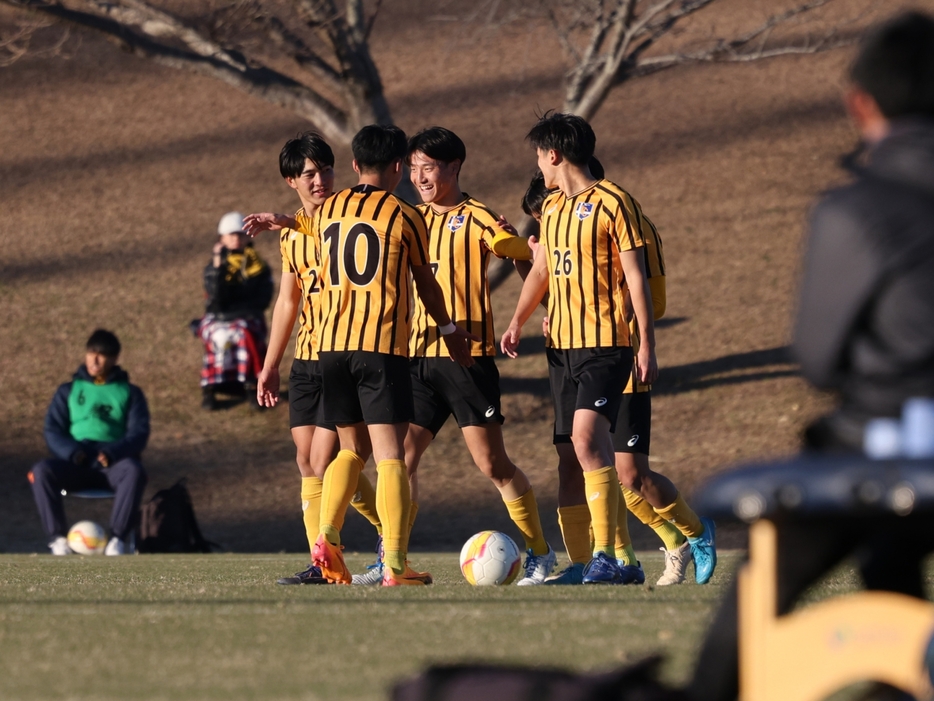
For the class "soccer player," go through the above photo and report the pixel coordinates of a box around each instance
[243,132,382,585]
[502,112,660,584]
[311,124,476,586]
[362,126,556,587]
[520,171,716,586]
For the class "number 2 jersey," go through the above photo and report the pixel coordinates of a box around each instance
[279,207,320,361]
[540,179,651,350]
[410,195,531,359]
[312,184,430,356]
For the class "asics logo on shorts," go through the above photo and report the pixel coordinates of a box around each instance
[485,406,496,418]
[627,435,639,447]
[594,397,607,407]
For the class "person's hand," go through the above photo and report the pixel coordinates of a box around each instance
[256,366,280,408]
[441,326,480,368]
[527,234,541,261]
[243,212,295,238]
[636,345,658,385]
[541,315,549,338]
[496,215,518,237]
[500,321,522,359]
[212,242,224,267]
[71,450,89,468]
[96,452,110,468]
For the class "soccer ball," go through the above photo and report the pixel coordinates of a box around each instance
[459,531,522,586]
[67,521,107,555]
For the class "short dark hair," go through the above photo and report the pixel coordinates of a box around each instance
[279,132,335,179]
[352,125,408,173]
[406,127,467,167]
[520,156,605,217]
[526,112,596,166]
[86,329,120,357]
[851,11,934,119]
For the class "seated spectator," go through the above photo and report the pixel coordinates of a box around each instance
[28,329,150,555]
[197,212,273,409]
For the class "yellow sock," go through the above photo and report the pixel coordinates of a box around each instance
[557,505,592,565]
[319,450,364,546]
[376,459,410,574]
[401,502,418,555]
[583,466,617,559]
[614,484,637,566]
[350,471,383,535]
[301,476,323,555]
[623,487,685,551]
[655,493,704,539]
[503,488,548,556]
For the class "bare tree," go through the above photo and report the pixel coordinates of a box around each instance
[0,0,391,144]
[545,0,867,120]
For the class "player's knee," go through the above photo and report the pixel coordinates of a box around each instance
[295,450,313,476]
[28,460,54,486]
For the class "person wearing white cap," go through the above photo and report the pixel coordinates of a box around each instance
[194,211,273,410]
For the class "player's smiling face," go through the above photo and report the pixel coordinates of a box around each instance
[288,158,335,207]
[409,151,460,206]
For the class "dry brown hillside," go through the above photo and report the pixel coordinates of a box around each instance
[1,0,926,555]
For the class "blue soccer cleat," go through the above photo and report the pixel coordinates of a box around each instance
[545,562,585,585]
[688,517,717,584]
[582,552,623,585]
[617,560,646,585]
[276,563,328,585]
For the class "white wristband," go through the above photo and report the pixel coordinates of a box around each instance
[439,322,456,336]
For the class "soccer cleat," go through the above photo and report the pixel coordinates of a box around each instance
[353,535,384,585]
[545,562,585,585]
[104,537,125,556]
[311,534,352,584]
[49,536,73,556]
[688,517,717,584]
[277,563,329,585]
[656,541,692,586]
[617,560,646,585]
[381,564,433,587]
[516,544,557,586]
[582,552,623,585]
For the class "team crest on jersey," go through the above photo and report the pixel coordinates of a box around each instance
[447,215,466,231]
[575,202,595,220]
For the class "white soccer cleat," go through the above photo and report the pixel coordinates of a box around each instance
[516,544,557,586]
[104,537,126,556]
[49,536,73,556]
[351,564,384,586]
[656,541,692,586]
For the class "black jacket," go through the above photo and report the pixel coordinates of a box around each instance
[793,119,934,430]
[203,245,273,321]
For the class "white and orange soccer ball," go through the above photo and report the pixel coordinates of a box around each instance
[459,530,522,586]
[67,520,107,555]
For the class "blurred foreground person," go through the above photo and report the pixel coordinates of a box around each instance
[196,212,273,410]
[691,12,934,701]
[28,330,150,555]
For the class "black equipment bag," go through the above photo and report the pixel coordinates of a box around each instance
[138,479,216,553]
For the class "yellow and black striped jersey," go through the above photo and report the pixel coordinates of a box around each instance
[279,207,320,361]
[313,184,430,356]
[623,213,666,394]
[540,179,648,350]
[410,195,531,358]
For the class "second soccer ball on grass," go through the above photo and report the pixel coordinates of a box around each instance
[459,531,522,586]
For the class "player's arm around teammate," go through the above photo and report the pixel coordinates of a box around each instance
[400,127,557,585]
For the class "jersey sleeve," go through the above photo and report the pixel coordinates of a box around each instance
[402,203,430,267]
[607,191,647,253]
[279,230,295,274]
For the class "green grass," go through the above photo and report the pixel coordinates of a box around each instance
[1,551,735,700]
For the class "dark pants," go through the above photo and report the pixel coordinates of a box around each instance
[689,514,934,701]
[29,458,148,540]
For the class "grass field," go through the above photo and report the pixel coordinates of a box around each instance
[0,551,755,701]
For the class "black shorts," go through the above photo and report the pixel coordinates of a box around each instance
[554,390,651,455]
[288,359,335,430]
[547,347,632,437]
[319,351,413,425]
[411,356,504,436]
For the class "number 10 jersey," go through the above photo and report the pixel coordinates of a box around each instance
[312,184,430,356]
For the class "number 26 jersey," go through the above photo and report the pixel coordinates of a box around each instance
[312,184,430,357]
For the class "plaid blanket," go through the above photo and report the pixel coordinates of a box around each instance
[198,316,267,388]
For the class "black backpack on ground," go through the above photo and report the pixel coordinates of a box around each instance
[138,480,216,553]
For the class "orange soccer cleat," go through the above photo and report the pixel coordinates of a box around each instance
[381,563,433,587]
[311,534,352,585]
